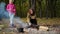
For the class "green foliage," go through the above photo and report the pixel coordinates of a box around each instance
[56,0,60,17]
[0,0,60,18]
[15,0,29,17]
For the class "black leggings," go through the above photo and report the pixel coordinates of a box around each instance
[30,19,37,25]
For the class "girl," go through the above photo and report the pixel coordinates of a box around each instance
[27,9,37,27]
[6,0,16,27]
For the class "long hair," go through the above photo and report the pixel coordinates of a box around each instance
[29,9,35,16]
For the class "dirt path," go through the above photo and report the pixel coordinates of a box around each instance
[0,18,60,34]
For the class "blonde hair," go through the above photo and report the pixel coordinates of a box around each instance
[9,0,14,2]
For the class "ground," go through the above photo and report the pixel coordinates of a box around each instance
[0,18,60,34]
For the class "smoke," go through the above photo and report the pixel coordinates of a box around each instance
[14,17,28,28]
[0,2,9,19]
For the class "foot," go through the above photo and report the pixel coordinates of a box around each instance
[9,24,16,28]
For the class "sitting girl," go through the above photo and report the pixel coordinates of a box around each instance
[27,9,38,28]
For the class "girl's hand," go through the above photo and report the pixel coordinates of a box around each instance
[28,23,31,26]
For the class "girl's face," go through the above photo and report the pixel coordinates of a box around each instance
[9,0,13,4]
[29,9,33,14]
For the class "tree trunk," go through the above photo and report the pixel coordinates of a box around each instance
[50,0,57,18]
[45,0,49,19]
[29,0,31,8]
[37,0,42,18]
[53,0,57,17]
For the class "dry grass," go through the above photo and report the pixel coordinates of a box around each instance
[21,18,60,26]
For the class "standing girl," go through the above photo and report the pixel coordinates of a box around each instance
[6,0,16,27]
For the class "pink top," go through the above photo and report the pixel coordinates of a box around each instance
[6,3,16,14]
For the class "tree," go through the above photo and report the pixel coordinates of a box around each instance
[53,0,57,17]
[37,0,42,18]
[45,0,49,19]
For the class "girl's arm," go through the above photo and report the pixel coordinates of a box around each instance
[27,13,30,23]
[27,13,31,25]
[6,5,11,12]
[13,5,16,14]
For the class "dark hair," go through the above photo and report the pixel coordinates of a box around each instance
[29,9,35,16]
